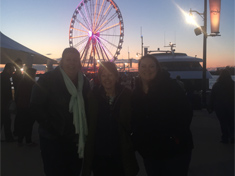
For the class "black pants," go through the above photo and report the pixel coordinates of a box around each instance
[15,108,34,143]
[92,155,125,176]
[1,109,13,141]
[39,137,82,176]
[215,109,234,142]
[143,149,192,176]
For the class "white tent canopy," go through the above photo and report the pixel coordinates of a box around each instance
[0,32,57,66]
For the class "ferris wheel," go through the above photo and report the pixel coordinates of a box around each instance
[69,0,124,69]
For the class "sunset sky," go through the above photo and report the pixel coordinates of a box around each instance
[1,0,234,69]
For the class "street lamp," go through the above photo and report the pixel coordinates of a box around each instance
[189,0,220,107]
[189,0,207,107]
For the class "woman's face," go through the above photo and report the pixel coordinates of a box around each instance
[139,57,158,82]
[61,52,80,76]
[100,69,117,90]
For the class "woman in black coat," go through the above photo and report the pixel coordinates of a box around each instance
[208,68,234,144]
[131,55,193,176]
[30,48,90,176]
[82,62,139,176]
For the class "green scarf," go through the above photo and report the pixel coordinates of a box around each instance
[59,67,88,158]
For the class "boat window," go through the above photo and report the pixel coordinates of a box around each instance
[159,62,202,71]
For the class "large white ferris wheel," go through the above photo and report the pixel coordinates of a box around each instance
[69,0,124,71]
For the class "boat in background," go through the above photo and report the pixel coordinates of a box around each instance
[147,43,212,91]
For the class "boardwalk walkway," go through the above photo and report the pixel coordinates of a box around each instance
[1,110,234,176]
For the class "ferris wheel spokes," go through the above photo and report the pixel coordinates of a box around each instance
[69,0,124,70]
[95,37,114,61]
[95,7,117,33]
[96,40,110,62]
[98,23,119,33]
[74,37,89,49]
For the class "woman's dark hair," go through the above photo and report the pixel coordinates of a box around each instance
[138,54,162,72]
[62,47,80,59]
[136,55,163,89]
[217,68,232,82]
[60,47,81,69]
[14,58,23,68]
[98,61,119,80]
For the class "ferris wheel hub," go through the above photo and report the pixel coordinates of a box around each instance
[88,31,92,37]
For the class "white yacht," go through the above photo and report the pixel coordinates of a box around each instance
[147,44,212,91]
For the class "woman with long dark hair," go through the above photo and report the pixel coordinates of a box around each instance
[131,55,193,176]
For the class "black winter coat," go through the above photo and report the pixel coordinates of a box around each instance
[82,84,139,176]
[209,79,234,115]
[0,71,13,112]
[131,71,193,159]
[30,67,90,142]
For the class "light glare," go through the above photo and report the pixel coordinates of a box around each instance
[88,31,92,37]
[174,2,200,28]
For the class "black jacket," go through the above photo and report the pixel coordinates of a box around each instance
[131,70,193,159]
[0,71,13,111]
[82,84,139,176]
[30,67,90,142]
[208,79,234,117]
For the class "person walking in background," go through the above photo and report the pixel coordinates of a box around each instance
[208,68,234,144]
[0,63,15,142]
[12,58,23,98]
[15,68,37,146]
[30,47,90,176]
[131,55,193,176]
[12,58,24,136]
[82,62,139,176]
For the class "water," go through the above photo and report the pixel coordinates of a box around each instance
[209,75,235,89]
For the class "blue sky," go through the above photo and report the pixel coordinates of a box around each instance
[1,0,234,68]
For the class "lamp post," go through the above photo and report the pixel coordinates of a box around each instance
[202,0,207,107]
[202,0,207,106]
[190,0,221,107]
[190,0,208,107]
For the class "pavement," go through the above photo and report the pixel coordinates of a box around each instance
[1,109,234,176]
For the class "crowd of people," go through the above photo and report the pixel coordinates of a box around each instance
[1,59,37,145]
[1,47,234,176]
